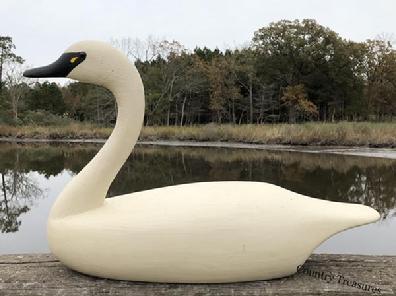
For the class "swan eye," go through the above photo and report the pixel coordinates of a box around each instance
[70,57,79,63]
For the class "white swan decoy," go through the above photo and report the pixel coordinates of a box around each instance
[24,41,380,283]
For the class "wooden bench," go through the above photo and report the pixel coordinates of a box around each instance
[0,254,394,295]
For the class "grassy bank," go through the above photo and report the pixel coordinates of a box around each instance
[0,122,396,147]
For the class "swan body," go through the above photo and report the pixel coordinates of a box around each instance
[24,41,380,283]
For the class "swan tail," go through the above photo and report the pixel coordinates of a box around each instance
[328,202,380,231]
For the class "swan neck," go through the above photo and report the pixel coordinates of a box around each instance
[50,66,144,219]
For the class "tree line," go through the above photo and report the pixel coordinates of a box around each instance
[1,19,396,126]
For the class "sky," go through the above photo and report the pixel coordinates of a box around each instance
[1,0,395,70]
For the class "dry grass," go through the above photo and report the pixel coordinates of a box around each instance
[0,123,112,139]
[141,122,396,147]
[0,122,396,147]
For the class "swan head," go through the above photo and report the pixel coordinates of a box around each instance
[23,40,133,87]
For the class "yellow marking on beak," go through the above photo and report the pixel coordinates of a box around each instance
[70,57,78,63]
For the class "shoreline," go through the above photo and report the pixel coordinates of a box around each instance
[2,137,396,159]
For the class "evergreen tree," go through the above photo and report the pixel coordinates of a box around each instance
[26,82,66,115]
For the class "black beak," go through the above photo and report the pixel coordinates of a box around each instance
[23,52,86,78]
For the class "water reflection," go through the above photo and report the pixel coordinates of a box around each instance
[0,148,44,233]
[113,145,396,219]
[0,142,395,238]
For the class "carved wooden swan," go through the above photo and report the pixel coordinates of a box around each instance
[24,41,380,283]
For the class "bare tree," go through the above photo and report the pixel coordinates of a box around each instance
[111,36,163,62]
[4,63,36,122]
[0,36,23,92]
[376,32,396,46]
[111,36,186,62]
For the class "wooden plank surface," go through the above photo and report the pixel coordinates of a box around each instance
[0,253,394,296]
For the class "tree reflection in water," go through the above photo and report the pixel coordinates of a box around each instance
[112,146,396,219]
[0,142,395,234]
[0,150,43,233]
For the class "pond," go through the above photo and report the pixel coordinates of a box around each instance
[0,142,395,255]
